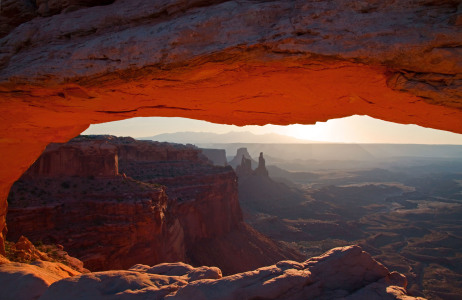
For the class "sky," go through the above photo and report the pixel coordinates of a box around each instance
[82,115,462,144]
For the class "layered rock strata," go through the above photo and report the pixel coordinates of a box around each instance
[0,0,461,254]
[7,136,301,273]
[7,174,182,271]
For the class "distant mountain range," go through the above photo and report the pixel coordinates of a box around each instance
[139,131,312,144]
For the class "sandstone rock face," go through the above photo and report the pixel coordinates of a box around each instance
[112,137,302,274]
[0,254,10,265]
[5,236,87,273]
[157,171,242,246]
[115,137,206,163]
[35,0,115,18]
[254,152,269,177]
[188,223,304,276]
[0,0,37,39]
[8,236,51,262]
[1,0,460,112]
[0,0,116,38]
[129,262,222,281]
[0,260,80,300]
[2,0,126,36]
[25,139,118,178]
[8,176,182,271]
[7,136,300,273]
[0,0,461,254]
[108,137,245,257]
[35,246,423,300]
[39,262,223,300]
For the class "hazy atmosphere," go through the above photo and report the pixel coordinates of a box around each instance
[2,1,462,300]
[83,115,462,144]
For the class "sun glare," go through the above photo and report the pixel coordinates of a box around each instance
[82,115,462,145]
[282,124,326,142]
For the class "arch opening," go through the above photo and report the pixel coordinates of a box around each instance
[1,0,462,298]
[4,115,462,298]
[1,75,462,255]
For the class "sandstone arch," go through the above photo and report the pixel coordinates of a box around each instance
[0,0,461,252]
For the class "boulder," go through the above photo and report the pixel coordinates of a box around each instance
[0,261,80,300]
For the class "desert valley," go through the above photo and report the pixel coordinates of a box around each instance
[224,143,462,300]
[1,0,461,299]
[1,133,461,299]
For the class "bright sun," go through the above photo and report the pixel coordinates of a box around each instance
[83,115,462,145]
[283,124,329,142]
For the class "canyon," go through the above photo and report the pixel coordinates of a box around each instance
[231,145,462,299]
[0,1,461,255]
[0,0,461,299]
[6,136,300,273]
[1,137,428,299]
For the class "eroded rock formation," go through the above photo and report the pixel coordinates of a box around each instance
[229,148,256,169]
[236,156,253,177]
[3,236,87,274]
[6,136,300,273]
[8,174,182,271]
[235,150,269,178]
[5,246,422,300]
[234,150,307,217]
[0,0,461,254]
[254,152,269,177]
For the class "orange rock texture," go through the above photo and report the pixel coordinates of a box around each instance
[0,0,461,252]
[7,136,301,273]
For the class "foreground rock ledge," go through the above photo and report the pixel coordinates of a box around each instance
[0,245,425,300]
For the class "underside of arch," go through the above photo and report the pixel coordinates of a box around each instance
[0,0,461,253]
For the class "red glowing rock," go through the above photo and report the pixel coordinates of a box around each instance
[0,0,460,264]
[7,136,300,273]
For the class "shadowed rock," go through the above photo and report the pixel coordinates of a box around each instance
[1,0,461,254]
[0,260,81,300]
[7,136,301,273]
[254,152,269,177]
[34,246,424,300]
